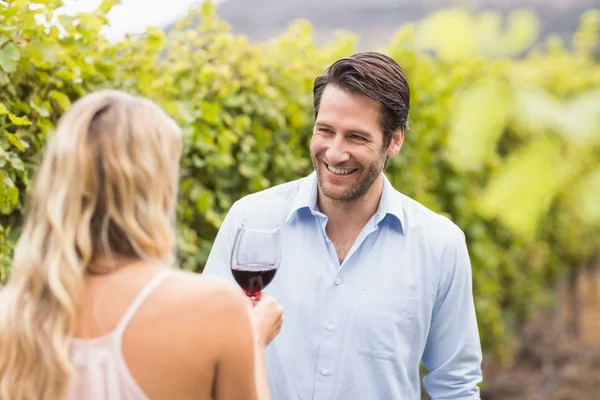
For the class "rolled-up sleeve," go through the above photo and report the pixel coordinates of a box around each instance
[421,229,483,400]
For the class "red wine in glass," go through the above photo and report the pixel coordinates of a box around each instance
[231,217,281,300]
[231,263,277,298]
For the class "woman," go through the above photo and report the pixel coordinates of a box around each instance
[0,90,283,400]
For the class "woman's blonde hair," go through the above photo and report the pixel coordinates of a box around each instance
[0,90,182,399]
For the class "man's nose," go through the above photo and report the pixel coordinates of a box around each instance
[325,136,350,165]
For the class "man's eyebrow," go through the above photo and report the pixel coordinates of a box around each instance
[347,129,373,138]
[315,122,373,138]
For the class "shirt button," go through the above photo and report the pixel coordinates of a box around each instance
[334,278,341,285]
[326,324,334,331]
[321,368,329,376]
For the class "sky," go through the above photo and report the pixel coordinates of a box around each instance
[59,0,225,41]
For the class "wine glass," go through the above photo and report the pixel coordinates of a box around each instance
[230,217,281,300]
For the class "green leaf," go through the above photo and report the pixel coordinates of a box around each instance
[28,40,61,69]
[513,88,600,144]
[97,0,121,14]
[36,118,55,135]
[0,147,7,167]
[0,71,9,86]
[416,9,477,61]
[191,155,206,168]
[557,89,600,144]
[477,138,578,237]
[195,190,214,215]
[0,103,7,115]
[14,129,29,150]
[8,154,24,171]
[200,101,221,124]
[569,169,600,225]
[512,88,560,135]
[0,42,20,74]
[164,101,194,124]
[58,15,77,32]
[144,27,165,52]
[8,113,31,126]
[55,69,75,82]
[446,80,511,171]
[500,10,540,55]
[0,173,19,211]
[29,99,50,118]
[4,132,25,152]
[49,90,71,112]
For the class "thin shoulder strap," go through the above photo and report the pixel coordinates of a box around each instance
[114,269,171,336]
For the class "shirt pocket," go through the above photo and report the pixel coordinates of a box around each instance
[353,291,419,361]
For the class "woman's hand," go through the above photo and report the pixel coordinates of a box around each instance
[249,294,284,348]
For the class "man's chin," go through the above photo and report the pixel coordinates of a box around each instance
[319,184,353,202]
[316,170,358,198]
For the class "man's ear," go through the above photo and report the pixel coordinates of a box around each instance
[386,129,405,159]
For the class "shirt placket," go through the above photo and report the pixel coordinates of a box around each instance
[308,212,339,399]
[310,213,383,400]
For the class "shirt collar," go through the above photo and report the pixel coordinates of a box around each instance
[376,173,405,232]
[286,171,319,223]
[286,171,405,233]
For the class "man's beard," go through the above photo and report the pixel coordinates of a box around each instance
[311,154,385,203]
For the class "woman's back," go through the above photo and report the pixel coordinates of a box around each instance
[69,261,258,400]
[0,90,281,400]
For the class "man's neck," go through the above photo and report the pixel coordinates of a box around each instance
[317,175,384,231]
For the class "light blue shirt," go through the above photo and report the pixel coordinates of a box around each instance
[204,171,483,400]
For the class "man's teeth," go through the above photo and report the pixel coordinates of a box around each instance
[327,165,356,175]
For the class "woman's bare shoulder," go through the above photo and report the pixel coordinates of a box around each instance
[147,268,252,366]
[161,269,250,319]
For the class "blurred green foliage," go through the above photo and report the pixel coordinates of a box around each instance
[1,0,599,361]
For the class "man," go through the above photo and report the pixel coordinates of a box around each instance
[204,52,483,400]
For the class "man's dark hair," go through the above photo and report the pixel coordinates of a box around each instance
[312,52,410,147]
